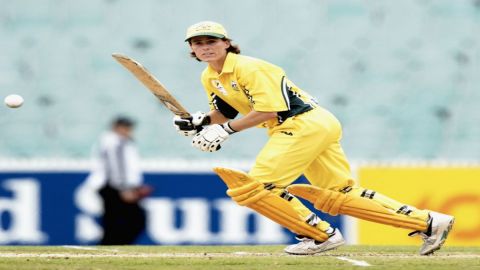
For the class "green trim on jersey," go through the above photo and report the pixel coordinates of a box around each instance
[277,76,315,123]
[201,53,320,128]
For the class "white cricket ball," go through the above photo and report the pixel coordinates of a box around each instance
[4,94,24,108]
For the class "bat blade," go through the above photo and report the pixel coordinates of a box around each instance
[112,53,191,118]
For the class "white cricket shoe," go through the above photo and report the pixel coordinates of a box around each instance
[284,229,345,255]
[409,211,455,256]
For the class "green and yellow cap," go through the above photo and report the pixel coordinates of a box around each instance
[185,21,229,42]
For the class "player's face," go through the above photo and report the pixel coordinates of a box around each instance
[189,36,230,63]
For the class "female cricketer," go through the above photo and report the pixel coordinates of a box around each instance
[173,21,454,255]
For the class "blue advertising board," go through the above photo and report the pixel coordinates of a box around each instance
[0,171,343,245]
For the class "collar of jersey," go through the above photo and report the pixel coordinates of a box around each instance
[206,52,237,76]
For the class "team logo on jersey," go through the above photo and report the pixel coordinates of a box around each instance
[243,88,255,105]
[280,131,294,136]
[230,81,240,91]
[212,80,227,95]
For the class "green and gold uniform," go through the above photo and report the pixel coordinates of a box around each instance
[201,52,429,232]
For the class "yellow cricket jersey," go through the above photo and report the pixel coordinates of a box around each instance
[200,53,318,128]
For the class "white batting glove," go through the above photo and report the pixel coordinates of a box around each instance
[191,123,236,152]
[173,111,210,136]
[191,111,209,126]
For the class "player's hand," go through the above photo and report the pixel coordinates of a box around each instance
[191,123,235,152]
[120,189,140,203]
[173,111,210,136]
[119,185,153,203]
[173,115,197,136]
[191,111,210,126]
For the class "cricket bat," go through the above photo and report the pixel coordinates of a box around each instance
[112,53,191,118]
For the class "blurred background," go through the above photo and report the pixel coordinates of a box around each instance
[1,0,479,160]
[0,0,479,247]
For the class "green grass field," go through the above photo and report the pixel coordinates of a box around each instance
[0,245,478,270]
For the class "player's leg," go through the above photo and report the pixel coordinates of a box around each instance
[276,108,348,254]
[296,129,454,255]
[215,167,330,243]
[122,202,146,244]
[247,123,329,231]
[215,109,340,244]
[303,140,430,226]
[409,211,454,255]
[347,186,430,223]
[98,185,124,245]
[247,108,345,254]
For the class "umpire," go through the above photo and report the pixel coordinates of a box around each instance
[91,116,148,245]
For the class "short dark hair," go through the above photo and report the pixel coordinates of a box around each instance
[112,116,135,128]
[189,38,241,61]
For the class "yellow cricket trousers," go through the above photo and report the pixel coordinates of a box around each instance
[250,107,353,190]
[249,107,429,231]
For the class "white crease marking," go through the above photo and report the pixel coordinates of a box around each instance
[336,256,371,266]
[62,245,119,252]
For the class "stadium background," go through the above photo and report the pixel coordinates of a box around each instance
[0,0,479,246]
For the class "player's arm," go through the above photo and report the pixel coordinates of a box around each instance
[206,109,230,125]
[173,92,238,136]
[226,110,277,132]
[206,92,277,132]
[192,110,277,152]
[207,109,276,132]
[206,109,277,130]
[173,111,210,136]
[191,78,280,152]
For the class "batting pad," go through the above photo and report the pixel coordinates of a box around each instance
[213,167,329,242]
[287,184,428,231]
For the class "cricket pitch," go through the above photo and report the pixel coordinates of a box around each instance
[0,245,478,270]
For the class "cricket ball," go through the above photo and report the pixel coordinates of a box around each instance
[4,94,24,108]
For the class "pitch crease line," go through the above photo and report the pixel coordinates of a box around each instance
[62,245,119,252]
[336,256,371,267]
